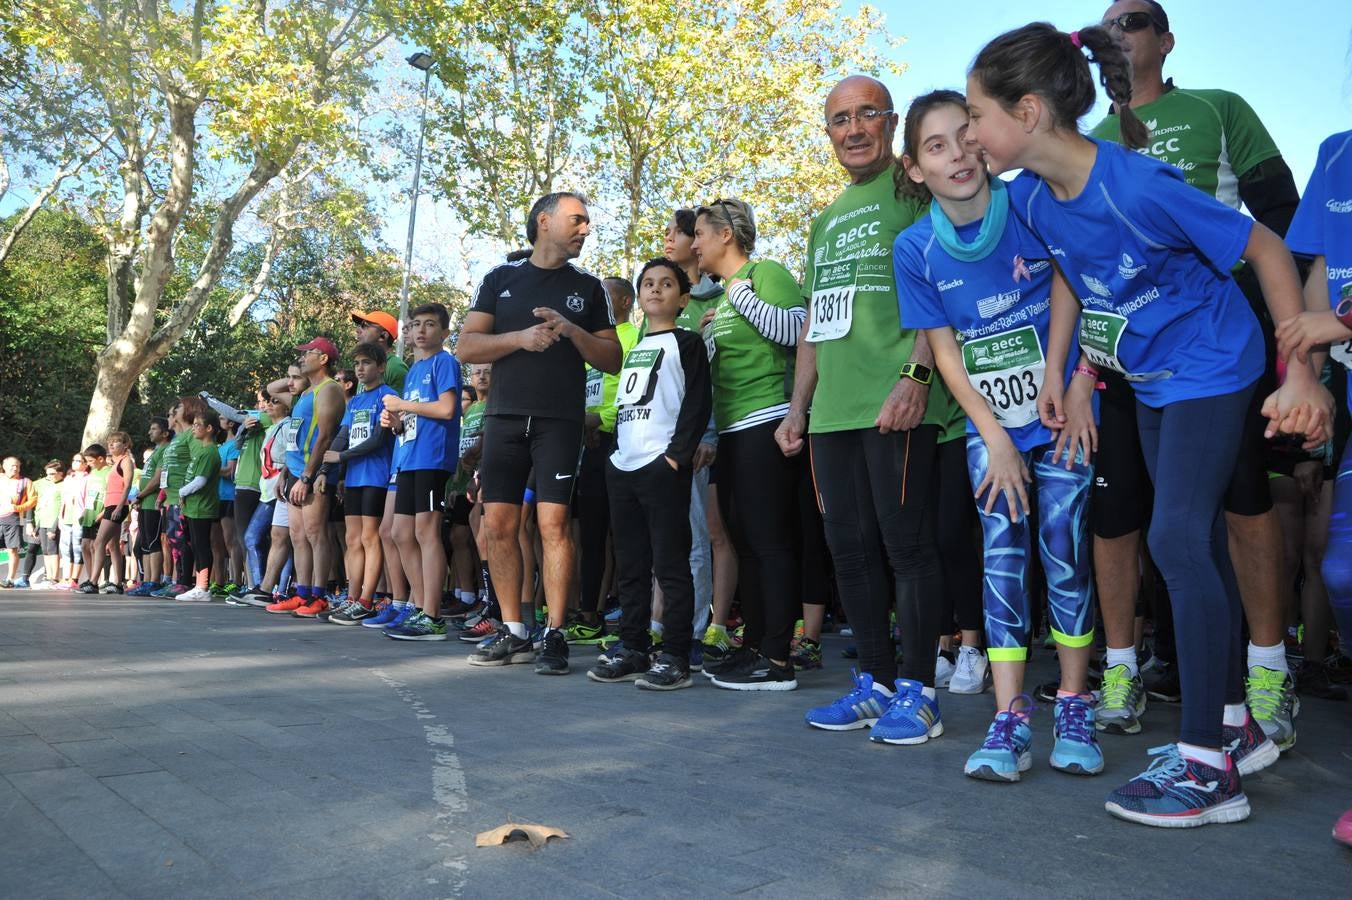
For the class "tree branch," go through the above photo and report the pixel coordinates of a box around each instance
[0,128,114,269]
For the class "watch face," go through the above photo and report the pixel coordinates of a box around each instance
[1336,293,1352,318]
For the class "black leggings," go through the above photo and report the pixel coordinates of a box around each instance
[575,431,614,614]
[185,516,215,577]
[809,425,942,686]
[935,436,983,633]
[716,419,804,662]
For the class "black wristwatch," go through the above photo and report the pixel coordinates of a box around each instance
[899,362,933,386]
[301,473,315,486]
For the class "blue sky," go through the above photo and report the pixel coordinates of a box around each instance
[871,0,1352,189]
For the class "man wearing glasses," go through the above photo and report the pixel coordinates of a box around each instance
[776,76,968,737]
[1087,1,1306,749]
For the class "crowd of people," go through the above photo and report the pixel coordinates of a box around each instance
[1,2,1350,840]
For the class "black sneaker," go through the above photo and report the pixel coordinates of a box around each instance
[710,651,797,692]
[330,601,375,626]
[77,581,99,594]
[1297,661,1349,701]
[637,654,693,691]
[468,627,535,667]
[587,647,648,683]
[535,628,570,676]
[1033,680,1059,704]
[1145,664,1181,702]
[702,644,753,679]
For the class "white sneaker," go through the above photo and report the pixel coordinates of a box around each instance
[934,653,956,689]
[949,646,989,695]
[177,588,213,602]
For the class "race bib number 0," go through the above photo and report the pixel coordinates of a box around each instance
[349,409,372,445]
[585,368,604,409]
[615,347,662,406]
[1079,310,1130,375]
[283,417,301,452]
[962,325,1046,429]
[805,260,856,343]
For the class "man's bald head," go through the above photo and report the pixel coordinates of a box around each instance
[823,75,898,184]
[825,75,893,113]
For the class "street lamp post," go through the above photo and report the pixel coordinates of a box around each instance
[395,51,435,359]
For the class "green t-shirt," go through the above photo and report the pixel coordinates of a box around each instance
[1089,85,1280,210]
[448,400,486,494]
[586,320,640,433]
[709,259,803,432]
[137,443,167,509]
[233,412,272,491]
[182,439,222,520]
[677,278,724,333]
[163,429,193,505]
[802,166,965,440]
[81,466,110,527]
[33,477,62,528]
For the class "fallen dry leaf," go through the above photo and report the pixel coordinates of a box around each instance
[474,822,569,849]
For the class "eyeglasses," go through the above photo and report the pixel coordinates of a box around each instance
[826,108,894,132]
[1102,11,1160,33]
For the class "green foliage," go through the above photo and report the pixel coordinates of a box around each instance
[0,210,104,469]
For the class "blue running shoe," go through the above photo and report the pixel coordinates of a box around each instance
[1105,744,1249,828]
[126,582,155,597]
[965,704,1033,783]
[804,670,893,731]
[362,603,400,629]
[604,606,621,624]
[870,679,943,745]
[689,643,704,673]
[1050,694,1104,775]
[383,605,416,631]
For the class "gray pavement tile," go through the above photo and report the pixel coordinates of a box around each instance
[51,737,163,778]
[0,733,77,774]
[101,770,233,827]
[0,774,131,900]
[9,711,105,743]
[0,710,34,736]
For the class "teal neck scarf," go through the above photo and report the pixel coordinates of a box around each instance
[930,176,1007,262]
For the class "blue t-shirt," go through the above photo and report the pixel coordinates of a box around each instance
[284,379,333,478]
[896,209,1079,451]
[217,441,239,500]
[342,385,398,488]
[1286,129,1352,414]
[1009,138,1262,406]
[393,350,463,473]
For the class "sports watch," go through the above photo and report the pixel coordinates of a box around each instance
[301,473,315,486]
[1335,291,1352,329]
[899,362,933,386]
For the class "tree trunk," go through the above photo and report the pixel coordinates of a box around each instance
[82,353,143,444]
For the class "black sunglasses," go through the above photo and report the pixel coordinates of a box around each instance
[1103,11,1161,33]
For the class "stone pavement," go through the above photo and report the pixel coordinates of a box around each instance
[0,590,1349,899]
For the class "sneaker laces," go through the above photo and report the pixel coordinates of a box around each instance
[1099,665,1134,709]
[1136,744,1190,788]
[955,646,981,681]
[1245,667,1287,720]
[829,670,877,709]
[981,694,1034,750]
[1055,695,1095,743]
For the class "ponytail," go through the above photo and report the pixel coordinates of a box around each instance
[970,22,1150,150]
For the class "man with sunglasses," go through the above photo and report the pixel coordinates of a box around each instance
[1086,1,1305,750]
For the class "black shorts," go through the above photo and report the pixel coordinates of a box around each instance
[0,516,20,549]
[219,500,235,519]
[81,524,97,541]
[39,526,60,556]
[448,493,472,526]
[101,504,129,525]
[1091,373,1274,539]
[136,508,163,555]
[479,414,584,506]
[344,485,388,518]
[395,469,450,516]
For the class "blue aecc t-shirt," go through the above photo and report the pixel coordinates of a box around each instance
[896,208,1082,452]
[393,349,463,473]
[217,441,239,500]
[1286,129,1352,414]
[342,385,397,488]
[1009,138,1261,407]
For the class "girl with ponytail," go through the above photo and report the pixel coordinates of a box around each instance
[965,21,1333,829]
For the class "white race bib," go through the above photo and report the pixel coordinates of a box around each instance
[805,259,857,343]
[349,409,372,445]
[283,417,301,452]
[615,347,662,407]
[585,368,604,409]
[962,325,1046,430]
[1331,339,1352,369]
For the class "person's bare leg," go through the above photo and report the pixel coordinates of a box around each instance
[706,482,737,627]
[343,515,365,601]
[108,526,126,587]
[378,491,407,600]
[450,523,475,595]
[360,517,383,602]
[802,603,825,642]
[305,493,331,595]
[209,522,226,586]
[519,504,538,614]
[484,502,524,622]
[1056,643,1091,695]
[1227,508,1285,648]
[535,502,574,630]
[1094,531,1140,655]
[392,513,422,607]
[288,504,311,591]
[261,526,291,593]
[992,661,1027,711]
[415,510,446,616]
[88,520,115,585]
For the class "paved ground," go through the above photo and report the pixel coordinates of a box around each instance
[0,590,1349,899]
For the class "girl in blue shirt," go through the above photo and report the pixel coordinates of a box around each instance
[965,22,1333,829]
[895,90,1101,784]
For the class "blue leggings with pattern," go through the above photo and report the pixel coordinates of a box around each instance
[1323,438,1352,648]
[966,435,1095,663]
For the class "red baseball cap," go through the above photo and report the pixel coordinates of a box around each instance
[295,337,339,362]
[352,310,399,341]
